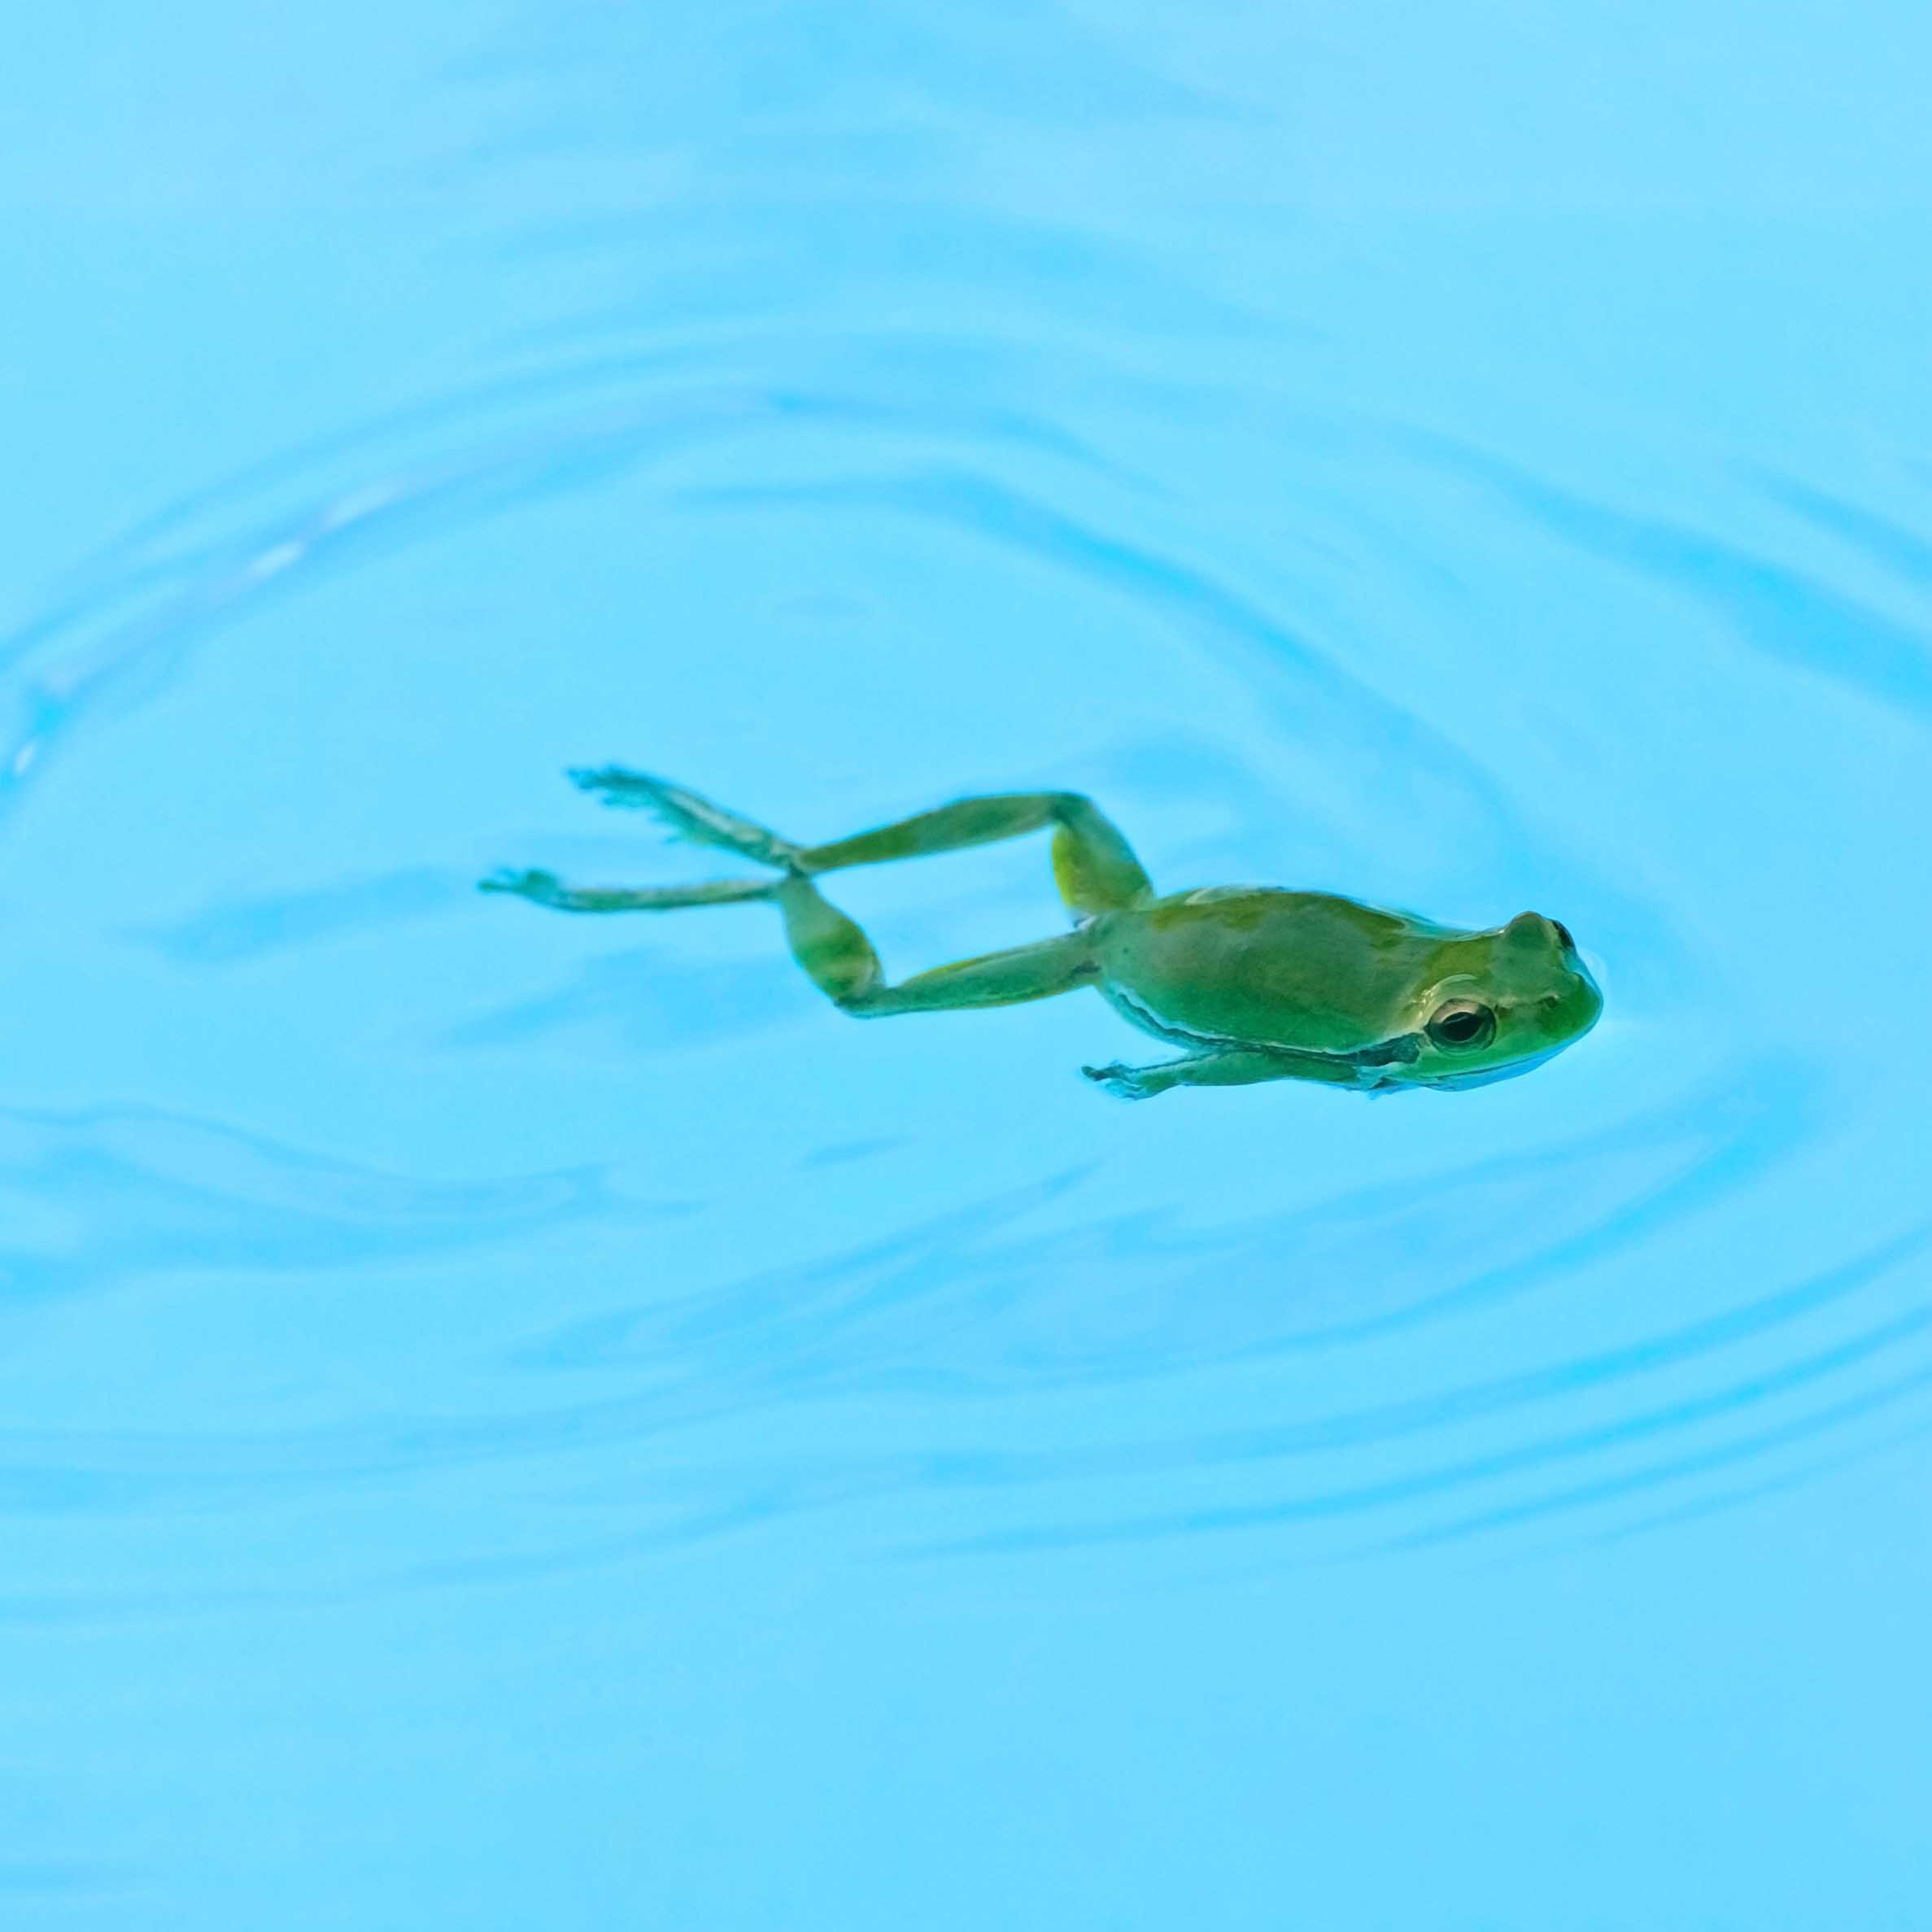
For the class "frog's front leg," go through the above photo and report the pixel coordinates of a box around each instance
[1081,1047,1359,1100]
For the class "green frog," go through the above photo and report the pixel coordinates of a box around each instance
[483,770,1602,1099]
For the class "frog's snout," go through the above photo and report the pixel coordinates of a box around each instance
[1555,949,1605,1046]
[1500,909,1603,1044]
[1505,909,1573,952]
[1572,964,1604,1027]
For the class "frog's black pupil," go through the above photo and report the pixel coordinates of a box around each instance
[1552,919,1575,950]
[1427,1001,1496,1050]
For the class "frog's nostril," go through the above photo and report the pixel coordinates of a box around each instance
[1551,918,1575,950]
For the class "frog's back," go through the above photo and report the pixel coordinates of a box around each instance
[1093,887,1452,1053]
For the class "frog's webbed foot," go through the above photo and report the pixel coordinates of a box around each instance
[568,766,802,871]
[1080,1060,1167,1101]
[481,866,570,907]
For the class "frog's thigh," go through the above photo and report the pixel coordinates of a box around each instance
[842,930,1099,1017]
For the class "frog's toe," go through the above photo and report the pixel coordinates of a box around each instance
[1081,1061,1154,1101]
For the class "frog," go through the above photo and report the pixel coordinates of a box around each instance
[482,769,1602,1099]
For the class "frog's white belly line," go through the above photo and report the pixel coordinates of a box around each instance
[1099,979,1411,1088]
[1100,980,1255,1053]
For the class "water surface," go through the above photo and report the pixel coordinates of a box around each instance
[4,4,1931,1926]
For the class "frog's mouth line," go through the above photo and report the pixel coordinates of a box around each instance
[1421,1044,1566,1091]
[1346,1033,1424,1069]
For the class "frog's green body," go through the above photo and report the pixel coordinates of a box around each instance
[485,772,1602,1100]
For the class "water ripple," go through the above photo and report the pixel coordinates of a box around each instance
[916,1230,1932,1559]
[0,294,1913,1599]
[0,1103,629,1307]
[1398,428,1932,725]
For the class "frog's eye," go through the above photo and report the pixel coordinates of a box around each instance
[1427,1001,1496,1050]
[1551,919,1576,951]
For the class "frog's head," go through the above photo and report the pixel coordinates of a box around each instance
[1398,911,1603,1091]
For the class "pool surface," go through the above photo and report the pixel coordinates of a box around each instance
[5,4,1930,1925]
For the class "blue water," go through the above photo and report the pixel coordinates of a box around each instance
[6,6,1931,1925]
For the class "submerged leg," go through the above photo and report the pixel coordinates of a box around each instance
[481,868,775,914]
[1082,1048,1362,1101]
[773,875,1097,1015]
[800,791,1153,917]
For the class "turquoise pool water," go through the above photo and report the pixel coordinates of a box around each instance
[5,5,1930,1925]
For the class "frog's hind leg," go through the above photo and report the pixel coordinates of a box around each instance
[484,765,1102,1014]
[773,874,1099,1015]
[799,790,1153,918]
